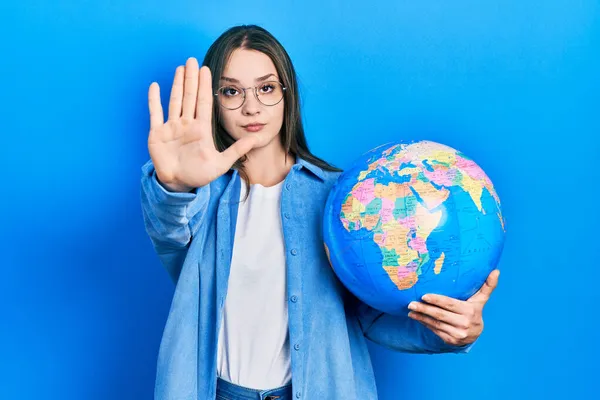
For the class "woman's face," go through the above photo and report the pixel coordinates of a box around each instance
[217,49,285,148]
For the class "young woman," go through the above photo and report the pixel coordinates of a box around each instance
[141,24,499,400]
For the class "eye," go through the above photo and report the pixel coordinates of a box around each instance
[259,83,275,94]
[221,86,241,97]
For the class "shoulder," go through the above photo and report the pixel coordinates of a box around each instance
[320,169,343,187]
[296,156,343,187]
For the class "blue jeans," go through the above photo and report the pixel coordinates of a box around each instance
[216,377,293,400]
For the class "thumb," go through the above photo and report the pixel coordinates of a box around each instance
[219,134,261,169]
[468,269,500,304]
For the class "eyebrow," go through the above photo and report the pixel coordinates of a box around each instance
[220,73,278,84]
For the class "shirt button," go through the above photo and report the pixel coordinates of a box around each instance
[294,343,300,351]
[284,212,290,219]
[290,249,298,256]
[290,295,298,303]
[286,183,291,190]
[296,391,302,398]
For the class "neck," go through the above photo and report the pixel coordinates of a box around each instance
[243,139,295,186]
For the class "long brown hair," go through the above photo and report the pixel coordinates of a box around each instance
[202,25,341,197]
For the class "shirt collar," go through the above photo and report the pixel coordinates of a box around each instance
[227,155,327,182]
[296,156,326,181]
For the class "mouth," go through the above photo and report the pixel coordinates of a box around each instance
[242,123,266,132]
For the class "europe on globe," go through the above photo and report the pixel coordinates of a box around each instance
[323,140,506,316]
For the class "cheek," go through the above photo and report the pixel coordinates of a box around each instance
[272,103,285,124]
[266,105,284,136]
[219,111,239,137]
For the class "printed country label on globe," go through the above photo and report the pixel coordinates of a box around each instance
[323,140,506,316]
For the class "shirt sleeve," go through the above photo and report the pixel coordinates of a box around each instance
[353,296,475,354]
[140,159,211,282]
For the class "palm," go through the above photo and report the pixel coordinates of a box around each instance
[148,118,221,189]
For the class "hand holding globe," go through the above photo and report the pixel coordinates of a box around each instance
[406,269,499,346]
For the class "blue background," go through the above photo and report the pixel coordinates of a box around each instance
[1,1,598,399]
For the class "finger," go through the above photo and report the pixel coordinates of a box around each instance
[182,58,199,118]
[415,319,462,346]
[324,243,332,265]
[219,135,259,169]
[168,66,184,120]
[148,82,164,130]
[196,66,214,126]
[408,301,469,328]
[409,311,468,339]
[469,269,500,304]
[421,293,470,315]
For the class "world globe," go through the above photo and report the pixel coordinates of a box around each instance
[323,140,506,316]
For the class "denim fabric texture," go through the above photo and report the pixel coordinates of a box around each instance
[140,156,472,400]
[216,377,292,400]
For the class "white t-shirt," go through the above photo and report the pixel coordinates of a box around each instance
[216,179,291,390]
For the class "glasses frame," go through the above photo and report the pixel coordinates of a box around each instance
[214,81,287,110]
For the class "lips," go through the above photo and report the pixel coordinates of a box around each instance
[242,123,266,132]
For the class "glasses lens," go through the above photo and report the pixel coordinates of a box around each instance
[217,85,244,109]
[256,81,284,106]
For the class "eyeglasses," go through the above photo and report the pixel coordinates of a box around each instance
[214,81,287,110]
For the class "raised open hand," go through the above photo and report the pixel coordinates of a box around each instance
[147,57,260,192]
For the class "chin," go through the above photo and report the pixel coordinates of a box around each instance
[244,130,279,146]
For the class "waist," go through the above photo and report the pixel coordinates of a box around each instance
[216,377,293,400]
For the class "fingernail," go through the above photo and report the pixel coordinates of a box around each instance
[422,295,430,302]
[408,302,417,311]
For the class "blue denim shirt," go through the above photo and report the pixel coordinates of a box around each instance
[140,156,471,400]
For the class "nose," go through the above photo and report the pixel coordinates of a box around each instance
[241,89,261,116]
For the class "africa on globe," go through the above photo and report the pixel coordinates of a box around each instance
[323,140,506,316]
